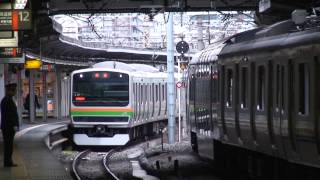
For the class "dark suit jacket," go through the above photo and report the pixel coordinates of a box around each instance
[1,95,19,131]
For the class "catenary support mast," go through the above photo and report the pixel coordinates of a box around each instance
[166,12,176,144]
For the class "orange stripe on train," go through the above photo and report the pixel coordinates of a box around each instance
[70,108,133,112]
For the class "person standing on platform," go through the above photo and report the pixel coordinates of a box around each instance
[1,83,19,167]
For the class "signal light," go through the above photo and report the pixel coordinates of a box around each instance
[75,96,86,101]
[103,73,109,78]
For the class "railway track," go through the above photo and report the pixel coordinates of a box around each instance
[72,149,119,180]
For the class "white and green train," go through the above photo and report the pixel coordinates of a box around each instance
[69,61,180,146]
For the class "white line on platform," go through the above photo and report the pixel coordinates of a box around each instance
[15,121,68,139]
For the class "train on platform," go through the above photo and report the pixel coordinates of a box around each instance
[69,61,180,146]
[187,11,320,178]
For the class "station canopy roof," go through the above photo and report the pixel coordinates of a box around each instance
[22,0,317,66]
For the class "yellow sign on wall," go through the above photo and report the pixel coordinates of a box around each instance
[24,59,41,69]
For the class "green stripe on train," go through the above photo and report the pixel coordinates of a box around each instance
[71,111,134,117]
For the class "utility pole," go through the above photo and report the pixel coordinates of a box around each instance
[166,12,176,144]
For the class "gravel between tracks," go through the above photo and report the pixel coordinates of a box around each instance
[52,138,219,180]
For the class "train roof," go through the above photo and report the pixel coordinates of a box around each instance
[92,61,159,73]
[189,39,226,65]
[130,64,159,73]
[219,15,320,57]
[72,61,169,79]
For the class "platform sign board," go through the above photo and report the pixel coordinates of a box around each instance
[0,31,18,47]
[0,52,25,63]
[0,47,22,58]
[24,59,42,69]
[41,64,55,71]
[0,9,32,30]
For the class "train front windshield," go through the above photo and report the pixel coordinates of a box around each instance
[72,71,129,106]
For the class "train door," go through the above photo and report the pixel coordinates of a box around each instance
[219,65,227,140]
[189,66,197,133]
[222,64,238,143]
[254,61,273,152]
[211,63,219,140]
[314,56,320,161]
[238,63,251,146]
[273,58,296,160]
[292,54,319,166]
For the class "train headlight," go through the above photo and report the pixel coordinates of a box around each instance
[96,125,106,134]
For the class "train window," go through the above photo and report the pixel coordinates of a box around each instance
[241,67,249,109]
[162,84,165,101]
[226,68,233,107]
[275,65,285,111]
[298,63,309,115]
[257,66,265,111]
[145,85,148,103]
[140,84,143,105]
[156,84,159,102]
[152,83,156,102]
[190,76,195,101]
[165,84,167,115]
[280,66,285,110]
[142,84,144,103]
[212,71,218,103]
[152,83,154,102]
[275,65,280,109]
[133,83,135,95]
[139,84,141,104]
[146,84,149,103]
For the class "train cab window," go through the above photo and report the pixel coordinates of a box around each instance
[226,68,233,107]
[257,66,265,111]
[241,67,249,109]
[298,63,309,115]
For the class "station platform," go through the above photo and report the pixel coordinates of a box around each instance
[0,118,73,180]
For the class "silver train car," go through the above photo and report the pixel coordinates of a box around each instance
[69,61,179,146]
[187,13,320,178]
